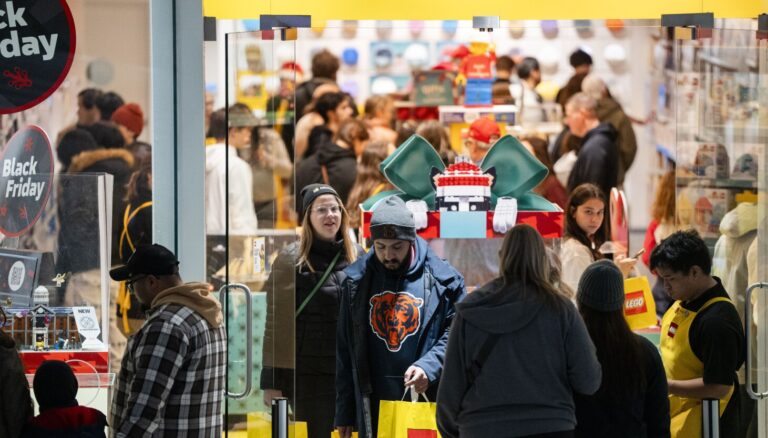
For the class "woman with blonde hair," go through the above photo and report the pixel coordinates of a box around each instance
[438,224,601,438]
[346,141,393,229]
[416,120,456,166]
[363,95,397,146]
[261,184,360,438]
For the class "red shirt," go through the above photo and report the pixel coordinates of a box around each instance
[642,219,659,267]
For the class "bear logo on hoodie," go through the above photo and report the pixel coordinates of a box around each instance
[369,291,423,352]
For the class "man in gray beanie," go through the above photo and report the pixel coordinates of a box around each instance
[335,196,467,438]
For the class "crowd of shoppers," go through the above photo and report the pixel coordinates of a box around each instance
[1,45,752,438]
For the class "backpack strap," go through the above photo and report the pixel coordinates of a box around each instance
[465,328,501,389]
[119,201,153,257]
[320,164,330,185]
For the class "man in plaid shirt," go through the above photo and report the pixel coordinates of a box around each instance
[109,244,226,437]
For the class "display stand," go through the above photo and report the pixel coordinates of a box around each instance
[358,133,563,242]
[360,210,563,240]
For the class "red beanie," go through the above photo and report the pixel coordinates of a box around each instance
[111,103,144,137]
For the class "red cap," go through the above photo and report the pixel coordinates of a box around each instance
[466,118,500,143]
[449,45,470,59]
[279,61,304,79]
[111,103,144,137]
[431,61,454,71]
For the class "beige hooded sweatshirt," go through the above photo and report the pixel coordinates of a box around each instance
[151,282,223,328]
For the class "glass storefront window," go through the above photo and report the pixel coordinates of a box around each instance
[0,0,151,420]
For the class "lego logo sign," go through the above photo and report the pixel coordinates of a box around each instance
[0,0,76,114]
[0,126,53,237]
[624,290,648,316]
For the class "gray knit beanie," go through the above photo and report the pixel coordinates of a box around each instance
[577,259,625,312]
[370,196,416,242]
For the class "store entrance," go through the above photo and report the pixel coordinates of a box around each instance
[205,18,768,437]
[216,30,299,436]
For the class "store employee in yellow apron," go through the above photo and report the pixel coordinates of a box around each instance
[650,230,745,438]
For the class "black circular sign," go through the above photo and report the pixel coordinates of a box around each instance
[0,126,53,237]
[0,0,76,114]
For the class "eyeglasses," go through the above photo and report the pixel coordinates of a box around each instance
[126,275,147,292]
[312,205,341,216]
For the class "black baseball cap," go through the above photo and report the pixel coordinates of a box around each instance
[109,244,179,281]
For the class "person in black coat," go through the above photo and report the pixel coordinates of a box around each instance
[57,125,134,275]
[295,119,369,220]
[575,260,671,438]
[116,159,153,337]
[118,159,152,263]
[302,91,354,160]
[564,92,619,197]
[55,125,134,364]
[261,184,361,438]
[0,308,33,438]
[294,50,340,121]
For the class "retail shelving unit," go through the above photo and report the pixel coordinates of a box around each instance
[666,22,763,253]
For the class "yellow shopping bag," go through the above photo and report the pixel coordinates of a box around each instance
[624,276,657,330]
[331,431,359,438]
[377,388,441,438]
[246,412,308,438]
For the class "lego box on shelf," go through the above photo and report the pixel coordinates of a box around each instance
[676,186,732,239]
[358,134,563,240]
[678,142,730,180]
[730,143,763,181]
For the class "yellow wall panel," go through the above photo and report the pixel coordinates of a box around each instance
[204,0,761,20]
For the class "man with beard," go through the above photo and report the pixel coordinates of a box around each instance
[335,196,467,438]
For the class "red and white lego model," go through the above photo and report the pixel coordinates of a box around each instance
[432,156,495,212]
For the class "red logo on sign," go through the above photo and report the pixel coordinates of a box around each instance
[0,126,54,237]
[624,290,648,316]
[408,430,438,438]
[667,322,678,338]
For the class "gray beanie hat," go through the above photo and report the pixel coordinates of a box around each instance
[370,196,416,242]
[577,259,625,312]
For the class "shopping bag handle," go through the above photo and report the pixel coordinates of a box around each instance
[401,387,430,403]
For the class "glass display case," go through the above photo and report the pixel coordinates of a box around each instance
[669,21,768,436]
[0,168,115,411]
[670,24,763,252]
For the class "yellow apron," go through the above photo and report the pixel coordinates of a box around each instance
[660,296,734,437]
